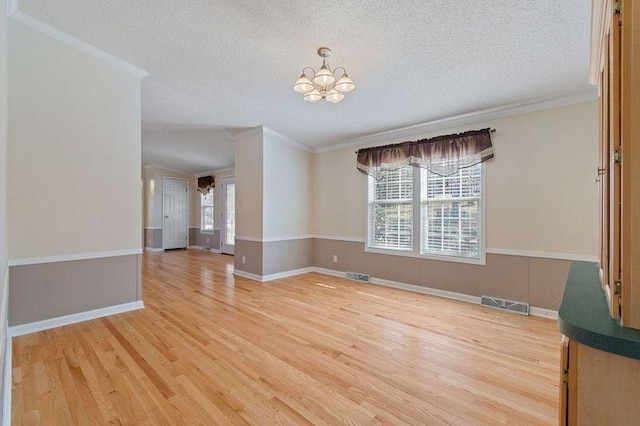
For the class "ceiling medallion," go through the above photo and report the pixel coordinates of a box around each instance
[293,47,355,103]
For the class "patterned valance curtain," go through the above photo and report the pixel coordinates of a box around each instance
[197,175,215,194]
[356,128,494,179]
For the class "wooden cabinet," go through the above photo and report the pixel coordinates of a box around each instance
[558,262,640,425]
[558,3,640,420]
[560,337,640,425]
[591,0,640,329]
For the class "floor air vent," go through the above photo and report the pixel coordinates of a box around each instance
[480,295,529,315]
[345,271,371,283]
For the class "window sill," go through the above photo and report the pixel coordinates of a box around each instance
[364,246,486,266]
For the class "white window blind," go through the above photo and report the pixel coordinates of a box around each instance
[367,163,483,261]
[420,163,481,258]
[368,167,413,250]
[200,189,214,232]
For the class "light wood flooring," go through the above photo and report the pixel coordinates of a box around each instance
[12,249,561,424]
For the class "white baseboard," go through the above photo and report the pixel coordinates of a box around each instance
[144,247,164,253]
[2,296,144,425]
[8,248,143,266]
[233,269,263,282]
[310,267,558,319]
[234,267,315,283]
[529,307,559,320]
[187,246,221,253]
[371,276,481,304]
[262,267,314,282]
[311,267,344,278]
[9,301,145,337]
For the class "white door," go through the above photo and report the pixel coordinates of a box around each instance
[221,176,235,255]
[163,177,188,249]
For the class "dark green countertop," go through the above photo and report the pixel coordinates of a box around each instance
[558,261,640,360]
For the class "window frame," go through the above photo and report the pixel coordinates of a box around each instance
[200,188,214,234]
[366,166,414,252]
[364,163,486,265]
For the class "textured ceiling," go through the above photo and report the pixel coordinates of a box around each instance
[141,127,235,175]
[18,0,594,171]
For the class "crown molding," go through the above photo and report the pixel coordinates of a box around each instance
[194,166,235,178]
[589,0,608,85]
[263,126,312,153]
[232,126,312,153]
[8,7,148,80]
[143,163,192,176]
[313,91,598,153]
[7,0,18,15]
[232,126,263,141]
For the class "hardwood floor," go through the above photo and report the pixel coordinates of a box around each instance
[12,249,561,425]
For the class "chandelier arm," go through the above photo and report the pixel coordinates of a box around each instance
[332,66,347,78]
[302,66,316,78]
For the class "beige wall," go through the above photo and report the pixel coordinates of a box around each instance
[0,0,9,417]
[314,101,599,258]
[234,129,263,239]
[143,167,155,228]
[314,148,367,239]
[263,133,313,239]
[143,165,195,229]
[8,20,143,258]
[234,128,314,275]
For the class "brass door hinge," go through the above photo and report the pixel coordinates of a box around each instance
[614,149,622,164]
[615,0,622,14]
[613,280,622,295]
[562,370,570,385]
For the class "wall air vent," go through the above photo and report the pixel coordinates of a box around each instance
[345,271,371,283]
[480,295,530,315]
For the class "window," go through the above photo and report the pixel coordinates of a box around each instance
[368,167,413,250]
[200,188,214,233]
[367,163,484,262]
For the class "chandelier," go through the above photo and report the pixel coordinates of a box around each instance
[293,47,355,103]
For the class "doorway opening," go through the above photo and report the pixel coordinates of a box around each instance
[221,176,235,255]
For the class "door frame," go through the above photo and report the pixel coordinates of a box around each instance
[220,175,235,255]
[162,176,189,250]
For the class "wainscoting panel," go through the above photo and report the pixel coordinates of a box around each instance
[144,228,162,249]
[234,239,263,276]
[263,239,313,276]
[189,228,220,250]
[312,238,571,310]
[9,254,141,326]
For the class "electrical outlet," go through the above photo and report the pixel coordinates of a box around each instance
[333,255,338,263]
[206,238,210,244]
[242,256,246,264]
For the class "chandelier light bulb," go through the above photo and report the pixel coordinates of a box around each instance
[293,47,354,103]
[303,88,322,102]
[326,89,345,104]
[293,74,314,94]
[313,63,336,87]
[335,74,355,93]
